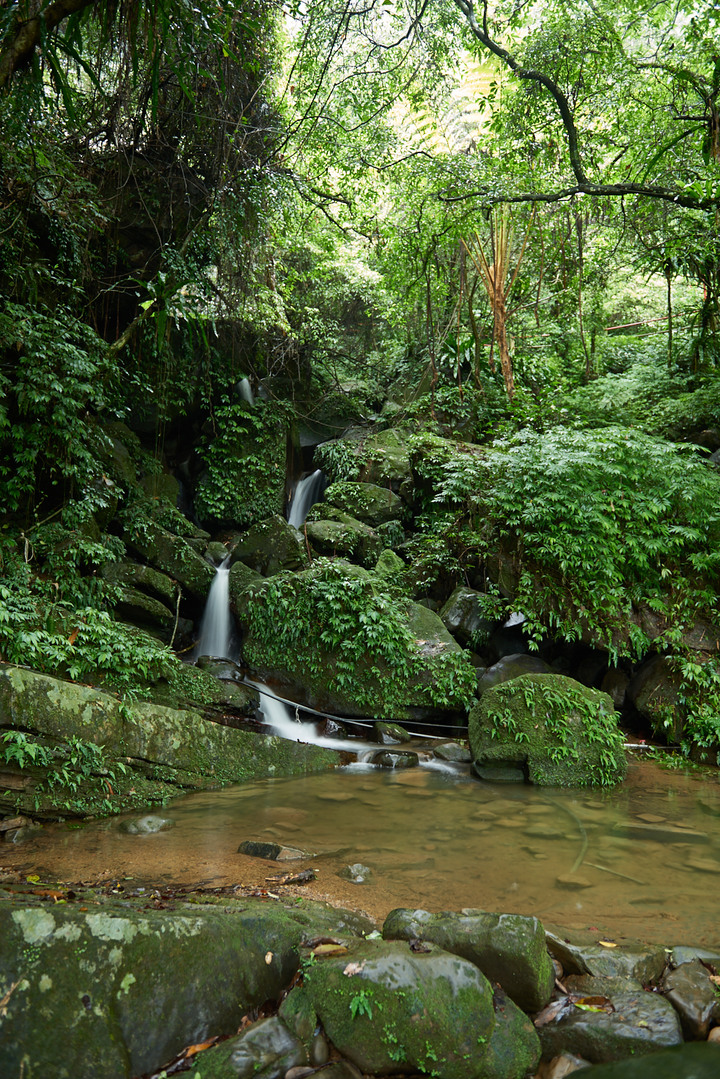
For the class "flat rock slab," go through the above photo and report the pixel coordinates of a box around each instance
[0,890,373,1079]
[537,974,683,1063]
[546,932,667,983]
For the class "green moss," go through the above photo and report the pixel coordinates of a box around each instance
[469,674,627,788]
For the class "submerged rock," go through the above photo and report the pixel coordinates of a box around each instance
[119,815,174,835]
[370,750,418,768]
[576,1043,720,1077]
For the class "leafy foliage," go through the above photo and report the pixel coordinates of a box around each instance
[243,559,476,714]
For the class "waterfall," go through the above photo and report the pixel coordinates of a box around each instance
[253,682,374,756]
[287,469,325,528]
[196,557,232,659]
[237,377,255,405]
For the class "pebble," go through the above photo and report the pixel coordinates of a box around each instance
[556,874,594,890]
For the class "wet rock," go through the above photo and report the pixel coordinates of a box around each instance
[474,761,527,783]
[339,863,373,883]
[537,974,683,1062]
[569,1042,720,1076]
[433,741,472,763]
[662,958,720,1039]
[311,1064,363,1079]
[370,750,418,768]
[305,515,382,568]
[556,874,594,890]
[205,541,230,565]
[0,893,371,1078]
[278,986,317,1044]
[190,1016,308,1078]
[469,674,627,788]
[238,840,310,861]
[372,721,411,745]
[309,1032,330,1066]
[302,938,495,1078]
[669,947,720,969]
[482,985,542,1079]
[383,907,555,1013]
[195,656,245,681]
[119,815,174,835]
[478,653,552,694]
[545,933,667,984]
[439,586,495,647]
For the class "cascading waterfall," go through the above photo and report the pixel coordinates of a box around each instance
[237,377,255,405]
[253,682,375,759]
[196,556,232,659]
[287,468,325,528]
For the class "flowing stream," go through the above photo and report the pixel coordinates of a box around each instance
[12,749,720,947]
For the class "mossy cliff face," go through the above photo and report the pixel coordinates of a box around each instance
[0,890,372,1079]
[469,674,627,788]
[0,665,335,818]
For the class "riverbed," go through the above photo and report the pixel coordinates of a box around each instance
[4,751,720,947]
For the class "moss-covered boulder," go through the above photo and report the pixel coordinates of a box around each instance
[305,511,383,568]
[302,938,496,1078]
[468,674,627,788]
[123,516,214,601]
[0,665,335,818]
[322,480,403,526]
[236,560,477,719]
[231,515,309,577]
[383,908,554,1013]
[317,427,413,497]
[0,890,372,1079]
[188,1016,308,1078]
[102,560,179,605]
[439,586,495,647]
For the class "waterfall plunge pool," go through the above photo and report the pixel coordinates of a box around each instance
[6,751,720,949]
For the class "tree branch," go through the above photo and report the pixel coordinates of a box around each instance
[438,180,718,211]
[0,0,96,91]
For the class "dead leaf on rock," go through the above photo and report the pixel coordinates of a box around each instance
[265,951,273,965]
[313,943,349,957]
[343,960,366,976]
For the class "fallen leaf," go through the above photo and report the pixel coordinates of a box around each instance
[575,995,614,1014]
[184,1038,218,1057]
[313,943,349,957]
[343,960,366,976]
[265,951,273,965]
[68,628,78,645]
[598,941,618,948]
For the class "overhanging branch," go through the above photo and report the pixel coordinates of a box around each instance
[0,0,96,91]
[438,181,719,211]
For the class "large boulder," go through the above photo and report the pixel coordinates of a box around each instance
[230,515,310,577]
[0,664,335,818]
[0,890,372,1079]
[236,561,476,719]
[383,908,554,1013]
[304,511,383,568]
[440,586,495,647]
[302,938,499,1078]
[317,427,413,498]
[321,480,403,526]
[478,653,552,694]
[468,674,627,787]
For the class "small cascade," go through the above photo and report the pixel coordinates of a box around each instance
[196,557,232,659]
[287,469,325,528]
[253,682,374,754]
[237,377,255,405]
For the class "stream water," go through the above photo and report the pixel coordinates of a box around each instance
[8,751,720,947]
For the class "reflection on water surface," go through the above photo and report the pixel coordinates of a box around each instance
[9,754,720,946]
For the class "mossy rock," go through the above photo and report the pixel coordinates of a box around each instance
[102,560,178,604]
[468,674,627,788]
[0,665,335,818]
[322,480,403,526]
[0,890,372,1079]
[123,517,214,601]
[383,907,554,1013]
[231,515,309,577]
[302,938,495,1078]
[304,513,382,568]
[237,561,476,719]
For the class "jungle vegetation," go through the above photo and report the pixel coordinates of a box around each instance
[1,0,719,754]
